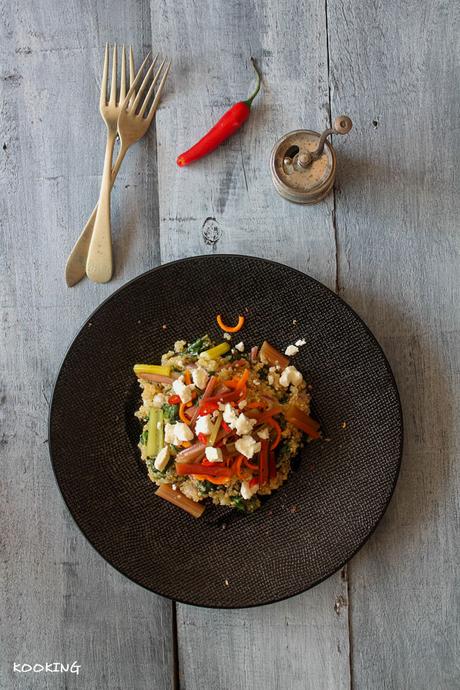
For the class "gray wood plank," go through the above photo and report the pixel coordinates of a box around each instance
[327,2,460,688]
[0,2,173,689]
[151,1,350,688]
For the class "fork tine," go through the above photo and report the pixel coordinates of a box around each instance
[146,60,171,123]
[121,52,152,110]
[138,57,166,117]
[119,45,126,102]
[109,44,117,105]
[129,46,135,107]
[100,43,109,106]
[131,55,159,112]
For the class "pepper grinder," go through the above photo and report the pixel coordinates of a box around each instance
[270,115,352,204]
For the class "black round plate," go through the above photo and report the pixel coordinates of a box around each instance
[49,255,403,608]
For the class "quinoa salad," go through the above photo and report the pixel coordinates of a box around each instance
[134,314,321,516]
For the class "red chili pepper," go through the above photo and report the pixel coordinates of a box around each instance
[176,58,261,167]
[168,395,181,404]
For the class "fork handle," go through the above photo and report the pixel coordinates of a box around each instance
[86,128,117,283]
[65,144,128,287]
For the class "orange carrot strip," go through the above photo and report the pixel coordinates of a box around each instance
[235,369,249,390]
[184,369,192,385]
[216,314,245,333]
[246,401,267,409]
[191,474,232,485]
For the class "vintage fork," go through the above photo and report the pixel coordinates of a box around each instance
[85,44,123,284]
[65,44,137,287]
[66,47,171,286]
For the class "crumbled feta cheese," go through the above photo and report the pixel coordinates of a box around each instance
[172,376,195,403]
[195,414,214,435]
[205,446,223,463]
[164,422,194,445]
[218,402,226,412]
[235,435,261,459]
[154,445,170,471]
[174,340,186,353]
[241,479,258,499]
[285,344,299,356]
[234,413,257,436]
[223,332,232,340]
[295,338,306,347]
[253,379,260,386]
[223,403,238,427]
[267,375,274,385]
[279,365,303,388]
[238,400,247,409]
[152,393,165,408]
[257,426,270,440]
[191,366,209,390]
[235,341,244,352]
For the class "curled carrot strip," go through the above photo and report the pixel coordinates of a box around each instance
[232,455,247,480]
[243,457,259,471]
[184,369,192,385]
[179,402,192,425]
[265,416,282,449]
[216,314,245,333]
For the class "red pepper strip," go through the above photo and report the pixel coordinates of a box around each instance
[221,421,232,433]
[177,59,261,167]
[198,401,219,416]
[201,457,217,467]
[265,416,282,450]
[175,463,233,478]
[190,376,217,425]
[259,440,269,486]
[249,476,259,488]
[168,395,181,404]
[197,432,208,444]
[268,450,277,480]
[243,456,259,471]
[246,401,267,410]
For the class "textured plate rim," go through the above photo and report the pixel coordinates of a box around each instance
[48,254,404,609]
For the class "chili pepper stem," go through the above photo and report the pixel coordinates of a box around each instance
[243,57,261,107]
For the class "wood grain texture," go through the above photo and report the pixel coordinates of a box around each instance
[151,1,350,688]
[0,1,173,689]
[327,1,460,688]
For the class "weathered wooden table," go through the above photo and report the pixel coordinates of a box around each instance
[2,2,459,688]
